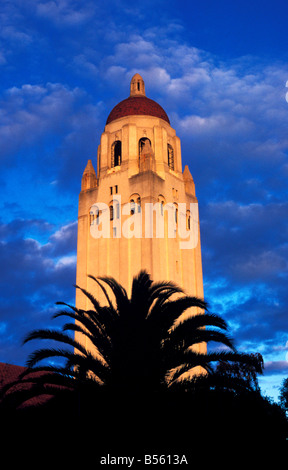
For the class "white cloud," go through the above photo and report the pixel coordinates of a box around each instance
[112,36,161,66]
[272,342,288,353]
[36,0,94,25]
[73,54,99,77]
[105,65,127,82]
[50,221,77,242]
[1,25,32,44]
[236,251,288,280]
[102,32,288,159]
[264,361,288,374]
[7,84,47,96]
[0,82,92,158]
[55,254,77,269]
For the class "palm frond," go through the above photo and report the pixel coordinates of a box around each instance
[87,275,115,311]
[10,270,264,402]
[97,275,129,313]
[148,280,184,306]
[26,347,77,369]
[170,312,228,332]
[23,329,88,355]
[19,364,78,382]
[74,284,102,312]
[62,322,111,365]
[131,270,153,300]
[54,301,85,316]
[54,308,108,342]
[148,296,208,331]
[167,371,257,394]
[166,328,235,352]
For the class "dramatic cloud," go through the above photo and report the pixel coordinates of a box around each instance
[0,83,95,159]
[0,0,287,401]
[0,218,77,364]
[35,0,96,26]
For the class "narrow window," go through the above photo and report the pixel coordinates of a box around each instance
[115,202,120,219]
[110,205,114,221]
[137,196,141,213]
[187,212,191,230]
[158,196,165,216]
[115,185,118,194]
[168,144,174,170]
[139,137,152,158]
[110,186,113,195]
[111,140,122,168]
[130,199,135,215]
[161,200,164,216]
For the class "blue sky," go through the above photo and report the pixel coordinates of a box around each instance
[1,0,288,402]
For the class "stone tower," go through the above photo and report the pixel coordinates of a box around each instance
[75,74,204,315]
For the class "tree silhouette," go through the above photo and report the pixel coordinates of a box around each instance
[1,270,263,411]
[279,377,288,410]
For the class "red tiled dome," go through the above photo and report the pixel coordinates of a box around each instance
[106,95,170,125]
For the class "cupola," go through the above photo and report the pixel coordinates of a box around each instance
[106,74,170,125]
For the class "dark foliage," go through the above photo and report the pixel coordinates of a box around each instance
[279,377,288,410]
[1,271,286,453]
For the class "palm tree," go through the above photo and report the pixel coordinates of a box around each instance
[1,270,263,409]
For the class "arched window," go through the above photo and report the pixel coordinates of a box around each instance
[158,195,166,216]
[111,140,122,168]
[110,204,114,221]
[186,210,191,230]
[130,199,135,215]
[115,201,120,219]
[173,203,178,225]
[168,144,174,170]
[130,194,141,214]
[137,196,141,213]
[139,137,152,158]
[109,200,119,226]
[90,206,100,225]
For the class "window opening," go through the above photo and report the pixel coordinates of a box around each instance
[139,137,152,158]
[187,212,191,230]
[137,197,141,213]
[111,140,122,167]
[115,202,120,219]
[168,144,174,170]
[130,199,135,215]
[110,185,118,195]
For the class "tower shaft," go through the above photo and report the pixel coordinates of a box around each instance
[76,75,205,351]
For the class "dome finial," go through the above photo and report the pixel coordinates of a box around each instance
[130,73,145,97]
